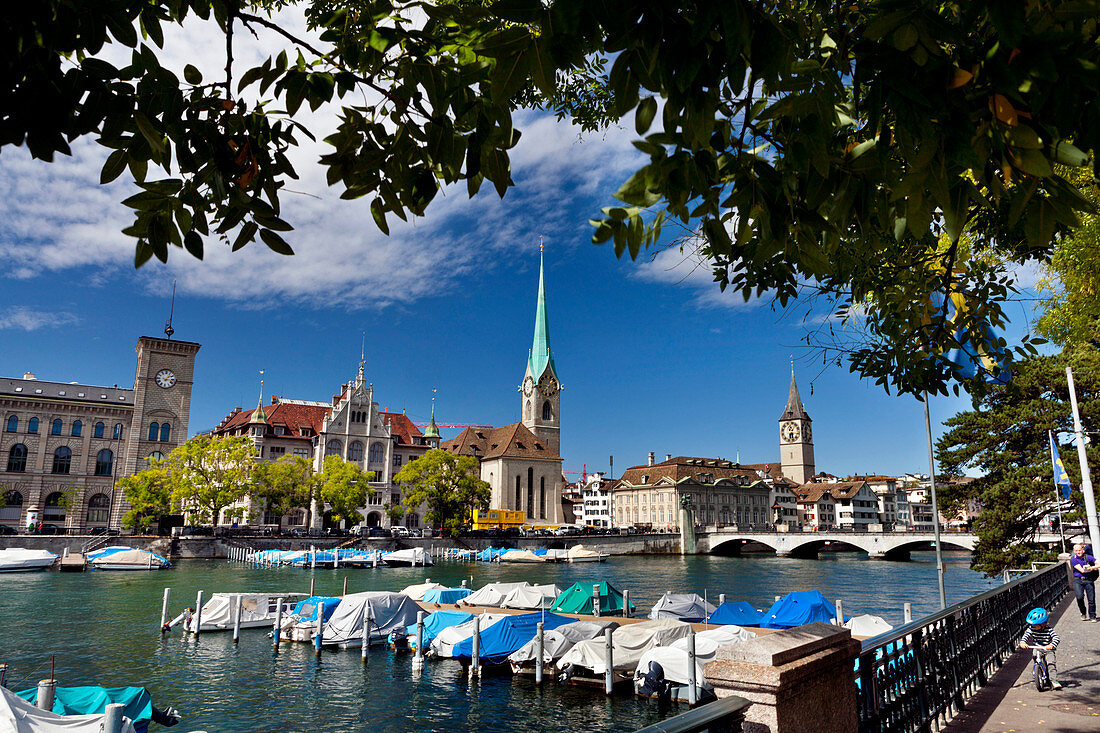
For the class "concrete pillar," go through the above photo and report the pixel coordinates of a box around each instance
[704,622,860,733]
[680,506,696,555]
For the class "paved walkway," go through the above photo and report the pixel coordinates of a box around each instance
[944,590,1100,733]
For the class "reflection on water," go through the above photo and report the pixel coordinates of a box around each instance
[2,552,994,731]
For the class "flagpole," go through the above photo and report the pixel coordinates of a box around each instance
[923,391,947,611]
[1066,367,1100,552]
[1056,483,1067,555]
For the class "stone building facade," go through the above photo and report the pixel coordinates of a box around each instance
[0,336,199,531]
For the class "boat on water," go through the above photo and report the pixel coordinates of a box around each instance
[705,601,765,626]
[279,595,344,642]
[459,581,532,608]
[399,581,446,601]
[451,612,573,667]
[760,590,849,628]
[557,618,692,688]
[388,609,473,652]
[422,587,472,604]
[8,684,180,733]
[319,592,422,647]
[429,612,508,658]
[564,544,609,563]
[380,547,432,567]
[499,549,545,563]
[176,592,307,633]
[500,584,560,610]
[86,547,169,571]
[648,592,717,622]
[0,548,58,572]
[508,619,619,675]
[633,625,757,703]
[550,580,636,617]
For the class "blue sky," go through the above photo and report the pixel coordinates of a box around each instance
[0,10,1046,479]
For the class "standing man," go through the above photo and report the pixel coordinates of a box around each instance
[1070,542,1098,621]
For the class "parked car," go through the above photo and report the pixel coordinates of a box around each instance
[358,526,388,538]
[288,527,310,537]
[407,528,423,538]
[0,525,18,535]
[38,524,62,535]
[390,526,410,538]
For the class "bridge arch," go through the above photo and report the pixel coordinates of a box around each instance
[697,531,976,560]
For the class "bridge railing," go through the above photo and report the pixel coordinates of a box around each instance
[855,562,1069,733]
[633,694,752,733]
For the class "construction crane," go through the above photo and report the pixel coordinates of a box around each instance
[411,423,493,429]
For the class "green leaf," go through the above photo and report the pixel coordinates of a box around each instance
[635,97,657,135]
[371,199,390,235]
[133,112,166,154]
[259,228,294,255]
[183,64,202,85]
[232,221,258,251]
[100,150,128,184]
[183,231,204,259]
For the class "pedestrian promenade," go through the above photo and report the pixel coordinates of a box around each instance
[943,591,1100,733]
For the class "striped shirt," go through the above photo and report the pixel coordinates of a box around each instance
[1021,625,1060,650]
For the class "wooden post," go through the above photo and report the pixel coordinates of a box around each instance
[36,679,56,711]
[194,591,204,636]
[623,589,631,618]
[0,663,8,688]
[103,703,124,733]
[470,616,480,680]
[310,578,315,597]
[343,577,348,596]
[835,599,844,626]
[603,628,614,695]
[593,584,601,618]
[413,611,425,670]
[273,601,283,650]
[310,545,316,570]
[719,593,726,606]
[687,632,698,705]
[314,609,323,657]
[461,579,468,588]
[535,622,544,685]
[362,607,371,662]
[903,602,913,624]
[159,588,171,633]
[232,594,243,644]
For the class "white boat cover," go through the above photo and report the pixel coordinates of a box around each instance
[845,614,894,637]
[186,592,303,631]
[321,592,422,645]
[558,618,692,674]
[501,584,560,610]
[400,582,446,601]
[0,686,137,733]
[459,582,531,607]
[499,549,545,563]
[428,613,508,657]
[648,593,717,621]
[381,547,433,566]
[508,619,620,664]
[542,548,569,561]
[0,548,58,572]
[634,626,757,688]
[87,547,167,570]
[565,544,604,562]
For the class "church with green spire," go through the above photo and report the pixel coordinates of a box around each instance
[519,247,561,456]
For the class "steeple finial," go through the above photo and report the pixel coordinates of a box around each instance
[164,280,176,339]
[527,242,556,379]
[424,388,440,439]
[249,369,269,425]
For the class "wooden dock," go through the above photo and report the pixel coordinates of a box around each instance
[59,553,87,572]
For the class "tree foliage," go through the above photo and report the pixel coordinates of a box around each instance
[158,434,257,525]
[393,449,490,537]
[7,1,1100,395]
[252,454,322,525]
[117,460,173,532]
[317,455,373,525]
[936,346,1100,576]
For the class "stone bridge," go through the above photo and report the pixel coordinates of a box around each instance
[693,529,978,560]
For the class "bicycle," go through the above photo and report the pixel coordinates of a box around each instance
[1031,648,1052,692]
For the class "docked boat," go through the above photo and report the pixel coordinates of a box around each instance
[451,612,573,666]
[279,595,344,642]
[508,619,619,675]
[429,612,508,658]
[634,625,757,703]
[422,587,472,604]
[845,614,893,638]
[648,592,717,622]
[320,592,422,647]
[564,544,608,563]
[557,618,692,686]
[380,547,432,567]
[459,581,531,608]
[501,584,560,610]
[550,581,636,617]
[499,549,545,563]
[2,686,140,733]
[389,609,473,652]
[399,581,446,600]
[760,590,848,628]
[0,548,58,572]
[87,547,169,571]
[181,592,307,633]
[705,601,764,626]
[9,684,180,733]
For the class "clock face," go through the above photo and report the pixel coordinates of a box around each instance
[538,374,558,396]
[781,421,800,442]
[803,423,812,441]
[155,369,177,389]
[522,375,535,397]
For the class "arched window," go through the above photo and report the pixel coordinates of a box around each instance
[94,449,114,476]
[51,419,62,435]
[28,417,38,434]
[113,423,124,439]
[325,439,343,457]
[159,423,171,442]
[52,446,72,474]
[71,420,82,437]
[146,451,164,465]
[542,401,552,421]
[368,442,384,463]
[87,494,110,524]
[348,440,365,461]
[93,422,105,438]
[43,491,65,521]
[6,444,27,473]
[0,490,23,522]
[5,415,17,432]
[527,467,534,516]
[540,476,546,519]
[515,475,521,510]
[406,513,419,528]
[148,422,159,441]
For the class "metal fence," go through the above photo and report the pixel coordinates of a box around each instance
[633,695,752,733]
[856,562,1070,732]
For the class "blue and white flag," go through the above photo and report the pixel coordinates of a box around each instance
[929,291,1012,385]
[1049,430,1072,500]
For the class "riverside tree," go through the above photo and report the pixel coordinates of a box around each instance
[936,347,1100,576]
[158,434,257,526]
[393,450,491,537]
[317,455,373,526]
[9,2,1100,396]
[252,454,322,526]
[116,460,173,532]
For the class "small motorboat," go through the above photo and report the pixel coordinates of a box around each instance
[175,592,308,633]
[499,549,545,563]
[564,544,609,563]
[380,547,432,567]
[10,683,181,733]
[87,546,169,571]
[0,548,58,572]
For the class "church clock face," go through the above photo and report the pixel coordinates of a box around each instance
[803,423,812,441]
[781,421,800,443]
[538,373,559,396]
[522,375,535,397]
[155,369,177,389]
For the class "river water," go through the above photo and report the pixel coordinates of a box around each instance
[3,552,994,732]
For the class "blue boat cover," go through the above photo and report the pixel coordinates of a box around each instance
[760,591,850,629]
[403,610,474,649]
[706,601,764,626]
[16,686,153,729]
[86,546,169,564]
[292,596,343,623]
[451,612,573,664]
[422,587,472,604]
[476,547,508,562]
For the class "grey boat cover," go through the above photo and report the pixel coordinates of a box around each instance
[508,619,620,664]
[558,618,692,674]
[428,612,508,657]
[501,584,560,610]
[459,582,531,608]
[633,626,757,687]
[0,686,137,733]
[648,593,717,622]
[321,592,422,645]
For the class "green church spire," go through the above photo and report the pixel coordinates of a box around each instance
[424,394,439,439]
[527,244,556,379]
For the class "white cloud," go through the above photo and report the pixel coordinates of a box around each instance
[0,307,79,331]
[632,243,766,310]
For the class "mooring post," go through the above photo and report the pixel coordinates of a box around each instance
[334,548,339,569]
[232,594,243,644]
[362,608,371,662]
[194,591,204,636]
[719,593,726,606]
[37,679,56,711]
[310,546,316,570]
[414,611,425,671]
[535,622,544,685]
[903,602,913,624]
[343,577,348,596]
[835,599,844,626]
[314,610,323,657]
[687,632,698,705]
[470,616,481,680]
[159,588,171,633]
[310,578,315,597]
[623,589,631,618]
[593,584,601,618]
[461,579,468,588]
[273,601,283,650]
[0,663,8,688]
[103,703,124,733]
[603,628,614,695]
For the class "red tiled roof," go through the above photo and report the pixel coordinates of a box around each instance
[381,412,424,446]
[441,422,561,461]
[620,456,761,485]
[797,482,868,501]
[213,400,329,439]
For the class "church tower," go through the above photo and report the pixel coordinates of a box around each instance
[779,369,814,484]
[520,247,561,456]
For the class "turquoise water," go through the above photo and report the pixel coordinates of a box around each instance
[2,552,994,731]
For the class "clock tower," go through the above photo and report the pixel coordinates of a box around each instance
[779,369,814,484]
[520,247,561,456]
[122,336,201,476]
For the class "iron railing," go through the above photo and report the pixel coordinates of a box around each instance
[634,695,752,733]
[856,562,1069,732]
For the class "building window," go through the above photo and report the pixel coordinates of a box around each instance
[406,513,419,529]
[113,423,124,439]
[5,415,17,432]
[1,490,23,521]
[51,419,63,435]
[93,422,105,438]
[94,449,113,476]
[540,477,546,519]
[148,451,164,462]
[28,417,38,434]
[44,491,66,521]
[393,454,402,468]
[262,510,278,525]
[368,442,384,464]
[148,422,159,441]
[269,446,285,457]
[390,493,401,505]
[52,446,72,474]
[542,401,552,421]
[348,440,365,462]
[71,420,82,437]
[294,447,310,457]
[87,493,110,524]
[6,444,27,473]
[288,509,306,526]
[160,423,171,442]
[515,476,521,510]
[325,439,342,457]
[527,467,534,517]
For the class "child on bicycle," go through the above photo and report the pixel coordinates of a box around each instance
[1020,607,1062,690]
